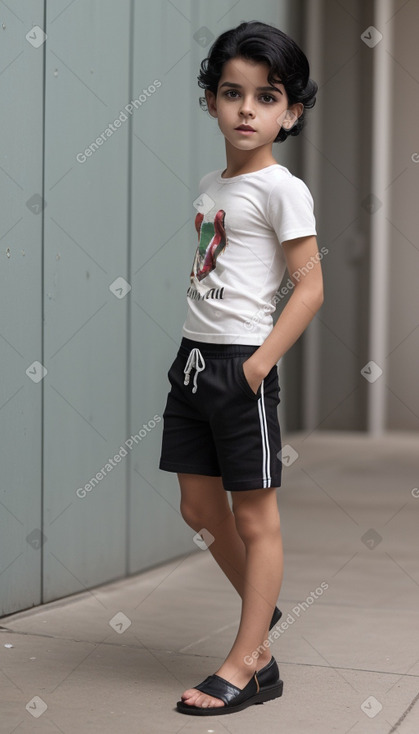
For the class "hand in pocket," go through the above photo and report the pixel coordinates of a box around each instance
[242,357,263,396]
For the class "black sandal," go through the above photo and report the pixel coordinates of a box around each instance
[269,605,282,629]
[176,655,283,716]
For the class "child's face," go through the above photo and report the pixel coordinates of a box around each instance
[205,56,302,150]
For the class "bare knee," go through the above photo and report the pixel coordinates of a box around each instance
[234,513,280,544]
[179,500,203,530]
[180,499,233,531]
[178,473,230,530]
[232,491,281,544]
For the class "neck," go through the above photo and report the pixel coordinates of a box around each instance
[221,139,277,177]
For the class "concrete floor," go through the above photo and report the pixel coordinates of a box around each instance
[1,431,419,733]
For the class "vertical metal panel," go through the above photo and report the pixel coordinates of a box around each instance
[42,0,132,602]
[302,0,374,431]
[387,1,419,429]
[301,0,323,430]
[367,0,392,433]
[0,1,45,616]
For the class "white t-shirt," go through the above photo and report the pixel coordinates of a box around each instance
[182,163,317,345]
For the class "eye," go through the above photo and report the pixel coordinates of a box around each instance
[222,90,277,103]
[260,94,276,104]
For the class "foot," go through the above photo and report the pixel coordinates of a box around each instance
[180,651,272,709]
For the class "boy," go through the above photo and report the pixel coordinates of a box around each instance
[159,20,324,715]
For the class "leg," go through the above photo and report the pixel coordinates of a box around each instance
[181,485,283,709]
[178,472,248,599]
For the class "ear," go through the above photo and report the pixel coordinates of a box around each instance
[277,103,303,130]
[205,89,218,118]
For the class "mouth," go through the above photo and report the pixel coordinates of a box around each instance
[235,125,256,133]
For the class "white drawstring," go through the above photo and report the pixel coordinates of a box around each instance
[183,348,206,393]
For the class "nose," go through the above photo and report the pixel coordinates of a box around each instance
[239,94,255,119]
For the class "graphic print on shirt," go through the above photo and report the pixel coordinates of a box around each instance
[187,210,227,300]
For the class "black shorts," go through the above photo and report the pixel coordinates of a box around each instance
[159,337,282,492]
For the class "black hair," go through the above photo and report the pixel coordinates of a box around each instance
[197,20,317,142]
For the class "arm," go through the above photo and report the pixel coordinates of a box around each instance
[242,235,324,393]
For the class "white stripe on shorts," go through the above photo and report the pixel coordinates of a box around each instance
[257,380,271,488]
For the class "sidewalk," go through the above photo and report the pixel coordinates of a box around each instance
[1,431,418,733]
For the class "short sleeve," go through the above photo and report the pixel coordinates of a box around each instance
[198,170,221,194]
[267,175,317,246]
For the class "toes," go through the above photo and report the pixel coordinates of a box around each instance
[196,694,224,708]
[181,688,202,703]
[180,689,225,708]
[181,688,198,700]
[209,697,224,707]
[192,692,207,707]
[181,687,201,705]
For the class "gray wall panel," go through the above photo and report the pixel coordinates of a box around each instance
[387,0,419,429]
[306,0,372,430]
[42,0,132,602]
[0,1,45,616]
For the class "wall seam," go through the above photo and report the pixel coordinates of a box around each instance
[41,0,47,605]
[126,0,135,576]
